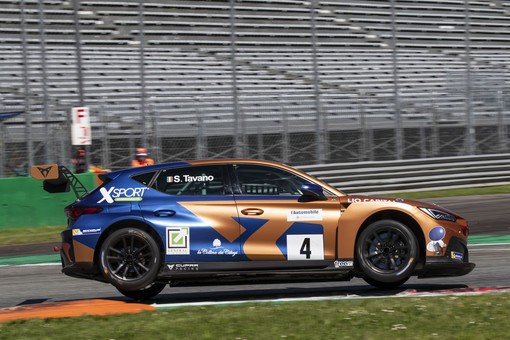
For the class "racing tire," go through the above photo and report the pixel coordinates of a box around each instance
[356,219,419,288]
[116,282,167,300]
[99,227,162,291]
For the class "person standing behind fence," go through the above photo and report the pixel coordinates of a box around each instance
[72,149,88,173]
[132,148,154,167]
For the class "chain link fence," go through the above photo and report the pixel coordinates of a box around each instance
[1,0,510,176]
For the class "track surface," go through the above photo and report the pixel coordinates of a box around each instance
[0,244,508,309]
[0,195,509,310]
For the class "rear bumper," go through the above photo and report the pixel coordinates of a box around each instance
[60,231,103,282]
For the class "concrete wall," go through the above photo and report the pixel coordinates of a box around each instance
[0,173,97,230]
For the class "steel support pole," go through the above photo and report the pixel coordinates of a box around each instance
[229,0,242,158]
[38,0,50,164]
[20,0,33,171]
[0,122,5,177]
[390,0,403,160]
[359,93,367,161]
[196,109,206,159]
[72,0,90,166]
[281,99,289,164]
[151,104,162,163]
[138,1,148,149]
[100,104,110,169]
[310,0,325,164]
[497,88,508,152]
[72,1,84,107]
[464,0,475,155]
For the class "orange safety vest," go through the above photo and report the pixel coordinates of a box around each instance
[131,158,155,167]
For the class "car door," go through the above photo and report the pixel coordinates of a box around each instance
[230,163,341,263]
[138,164,241,263]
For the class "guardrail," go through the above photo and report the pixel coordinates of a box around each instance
[298,154,510,195]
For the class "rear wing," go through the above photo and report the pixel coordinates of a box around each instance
[30,164,89,199]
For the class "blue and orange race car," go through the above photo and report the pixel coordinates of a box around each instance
[31,159,474,299]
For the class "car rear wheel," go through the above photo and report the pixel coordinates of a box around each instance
[356,219,419,289]
[116,282,167,300]
[99,227,161,291]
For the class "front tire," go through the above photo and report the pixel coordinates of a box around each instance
[356,219,419,288]
[99,227,162,291]
[116,282,167,300]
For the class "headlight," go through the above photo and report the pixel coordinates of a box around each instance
[418,207,456,222]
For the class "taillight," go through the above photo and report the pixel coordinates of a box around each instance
[65,206,103,221]
[461,226,469,236]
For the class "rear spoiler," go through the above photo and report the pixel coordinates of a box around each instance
[30,164,89,199]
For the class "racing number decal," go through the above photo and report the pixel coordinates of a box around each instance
[286,234,324,260]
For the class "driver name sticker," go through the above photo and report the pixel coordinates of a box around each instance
[166,227,190,255]
[167,175,214,183]
[287,209,323,222]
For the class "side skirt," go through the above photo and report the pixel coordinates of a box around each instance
[158,260,355,285]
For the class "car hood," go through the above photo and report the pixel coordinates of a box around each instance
[341,194,463,219]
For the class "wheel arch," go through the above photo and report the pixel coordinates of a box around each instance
[94,219,165,266]
[354,209,426,269]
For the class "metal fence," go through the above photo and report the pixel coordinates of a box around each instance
[1,0,510,176]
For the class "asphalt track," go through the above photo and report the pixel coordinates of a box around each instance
[0,195,509,318]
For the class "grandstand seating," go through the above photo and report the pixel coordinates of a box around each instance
[1,0,509,170]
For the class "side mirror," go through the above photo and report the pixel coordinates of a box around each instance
[300,183,327,201]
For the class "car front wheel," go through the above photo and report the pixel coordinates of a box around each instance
[99,227,162,291]
[356,219,419,289]
[116,282,167,300]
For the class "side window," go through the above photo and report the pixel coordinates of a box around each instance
[234,164,308,196]
[131,171,157,187]
[152,165,226,196]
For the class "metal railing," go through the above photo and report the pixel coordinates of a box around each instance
[300,154,510,194]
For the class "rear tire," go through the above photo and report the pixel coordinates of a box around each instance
[99,227,161,291]
[356,219,418,288]
[116,282,166,300]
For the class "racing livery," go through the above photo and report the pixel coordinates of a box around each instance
[31,160,474,299]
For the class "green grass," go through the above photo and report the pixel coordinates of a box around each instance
[1,293,509,339]
[0,225,63,246]
[1,185,509,247]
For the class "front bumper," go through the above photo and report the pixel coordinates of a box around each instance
[416,235,475,278]
[416,257,475,278]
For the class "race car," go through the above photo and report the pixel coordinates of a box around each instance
[31,159,474,299]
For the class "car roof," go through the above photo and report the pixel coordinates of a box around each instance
[98,159,344,196]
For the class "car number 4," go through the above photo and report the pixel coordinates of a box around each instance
[287,234,324,260]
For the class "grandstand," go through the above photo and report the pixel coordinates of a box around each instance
[1,0,509,175]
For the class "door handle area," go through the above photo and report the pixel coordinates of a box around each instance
[241,208,264,216]
[153,210,176,217]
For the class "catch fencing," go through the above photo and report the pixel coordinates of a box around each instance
[1,0,510,176]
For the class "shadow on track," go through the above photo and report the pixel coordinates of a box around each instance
[134,282,469,304]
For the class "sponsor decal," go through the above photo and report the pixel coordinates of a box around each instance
[167,175,214,183]
[97,187,148,203]
[167,263,199,271]
[36,166,53,178]
[429,226,446,241]
[166,227,190,255]
[427,226,447,252]
[287,234,324,260]
[287,209,323,222]
[451,251,464,261]
[197,239,238,257]
[334,260,353,268]
[72,228,101,236]
[347,198,405,203]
